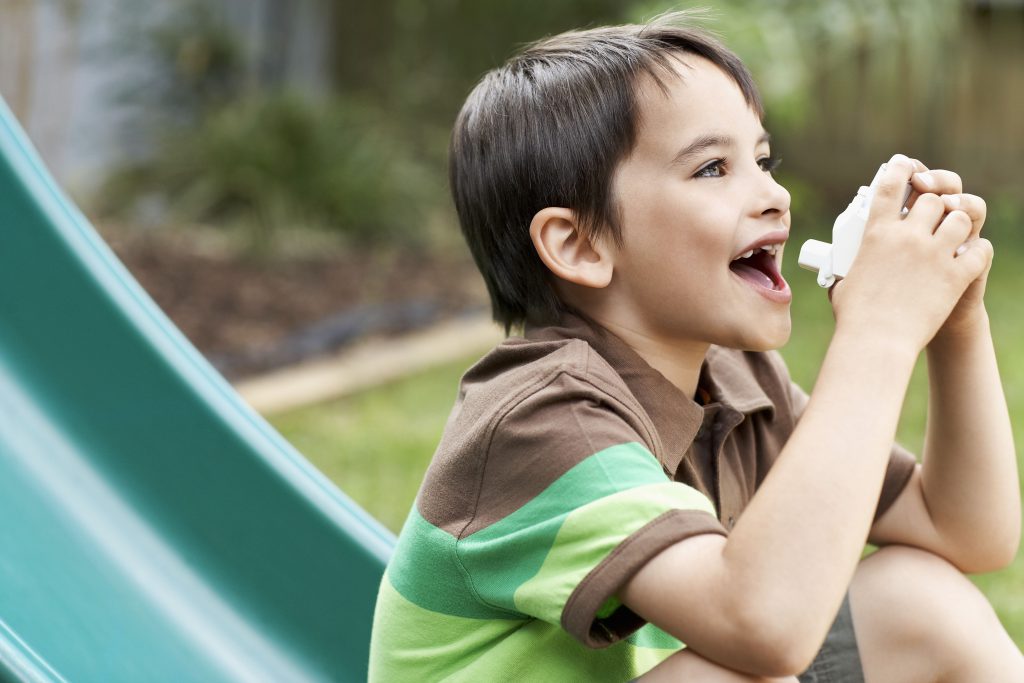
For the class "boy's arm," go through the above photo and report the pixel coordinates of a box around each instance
[869,187,1020,572]
[622,332,918,676]
[869,319,1020,571]
[619,158,993,677]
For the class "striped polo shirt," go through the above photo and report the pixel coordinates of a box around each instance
[368,314,916,681]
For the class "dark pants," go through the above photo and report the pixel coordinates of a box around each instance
[798,593,865,683]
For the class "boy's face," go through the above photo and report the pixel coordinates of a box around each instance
[606,55,792,352]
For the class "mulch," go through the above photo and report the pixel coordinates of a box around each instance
[100,226,489,379]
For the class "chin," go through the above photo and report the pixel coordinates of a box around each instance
[739,318,792,351]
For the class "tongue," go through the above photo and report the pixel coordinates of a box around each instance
[731,261,775,289]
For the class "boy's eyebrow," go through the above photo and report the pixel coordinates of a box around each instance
[670,131,772,167]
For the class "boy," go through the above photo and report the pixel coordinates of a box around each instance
[369,13,1022,682]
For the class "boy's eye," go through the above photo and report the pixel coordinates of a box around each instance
[694,159,725,178]
[759,155,782,173]
[693,156,782,179]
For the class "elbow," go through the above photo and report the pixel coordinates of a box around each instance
[948,521,1021,574]
[995,519,1023,571]
[978,539,1018,574]
[748,630,820,677]
[730,602,825,677]
[957,535,1020,574]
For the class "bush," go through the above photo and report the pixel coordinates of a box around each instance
[100,93,432,246]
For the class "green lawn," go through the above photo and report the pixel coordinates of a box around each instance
[270,246,1024,646]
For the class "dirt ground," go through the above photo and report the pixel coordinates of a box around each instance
[100,226,489,379]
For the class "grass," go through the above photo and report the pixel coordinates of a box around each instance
[269,245,1024,646]
[270,356,469,533]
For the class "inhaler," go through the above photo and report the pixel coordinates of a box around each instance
[798,162,914,288]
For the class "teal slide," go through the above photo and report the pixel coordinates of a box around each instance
[0,96,394,681]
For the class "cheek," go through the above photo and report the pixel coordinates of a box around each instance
[619,222,699,279]
[620,191,692,252]
[628,213,727,279]
[615,177,734,281]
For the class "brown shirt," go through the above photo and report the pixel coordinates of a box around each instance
[524,314,916,529]
[402,312,916,656]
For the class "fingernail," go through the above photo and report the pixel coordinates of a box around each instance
[915,172,935,189]
[943,194,961,209]
[891,153,912,165]
[956,243,968,256]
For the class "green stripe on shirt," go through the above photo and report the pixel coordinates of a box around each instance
[387,506,522,619]
[370,577,678,682]
[627,622,684,650]
[511,481,717,624]
[388,441,716,628]
[460,443,715,615]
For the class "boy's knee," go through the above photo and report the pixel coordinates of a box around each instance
[855,545,986,608]
[851,545,1000,653]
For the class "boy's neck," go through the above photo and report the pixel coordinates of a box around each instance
[592,317,709,400]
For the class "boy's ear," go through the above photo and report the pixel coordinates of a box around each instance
[529,207,613,289]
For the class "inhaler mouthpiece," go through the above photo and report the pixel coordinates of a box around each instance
[798,240,836,288]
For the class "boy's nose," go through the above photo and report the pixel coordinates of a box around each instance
[757,175,791,218]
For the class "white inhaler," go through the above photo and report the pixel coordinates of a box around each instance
[798,162,913,288]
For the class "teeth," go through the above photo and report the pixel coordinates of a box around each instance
[733,243,783,261]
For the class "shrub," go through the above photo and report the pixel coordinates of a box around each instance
[100,93,430,246]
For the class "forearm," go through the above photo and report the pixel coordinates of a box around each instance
[721,329,917,651]
[622,329,921,675]
[923,313,1020,568]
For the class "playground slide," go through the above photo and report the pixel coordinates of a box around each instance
[0,97,394,682]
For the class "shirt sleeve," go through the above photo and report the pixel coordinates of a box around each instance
[786,373,917,520]
[455,370,727,648]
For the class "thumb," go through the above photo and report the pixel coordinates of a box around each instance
[868,154,916,222]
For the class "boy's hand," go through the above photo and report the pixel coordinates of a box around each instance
[903,165,992,342]
[828,155,992,354]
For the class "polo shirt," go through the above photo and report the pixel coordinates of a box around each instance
[368,313,916,681]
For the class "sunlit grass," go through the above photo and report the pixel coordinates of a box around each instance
[270,244,1024,646]
[271,356,471,533]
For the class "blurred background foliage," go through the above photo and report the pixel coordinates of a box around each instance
[79,0,1023,250]
[93,1,434,246]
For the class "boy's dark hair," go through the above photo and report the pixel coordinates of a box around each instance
[449,12,764,332]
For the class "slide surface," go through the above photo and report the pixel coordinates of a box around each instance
[0,97,394,682]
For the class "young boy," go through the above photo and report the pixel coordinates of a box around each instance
[369,13,1022,682]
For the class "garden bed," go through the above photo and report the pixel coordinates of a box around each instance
[101,225,489,379]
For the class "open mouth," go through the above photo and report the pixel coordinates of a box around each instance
[729,244,787,291]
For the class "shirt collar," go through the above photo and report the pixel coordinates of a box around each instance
[703,346,775,415]
[525,313,774,473]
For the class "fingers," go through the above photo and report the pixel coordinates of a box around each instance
[904,191,946,233]
[904,191,987,243]
[910,169,962,197]
[904,168,963,212]
[870,154,918,217]
[934,209,973,252]
[940,193,986,240]
[955,237,994,281]
[863,155,987,280]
